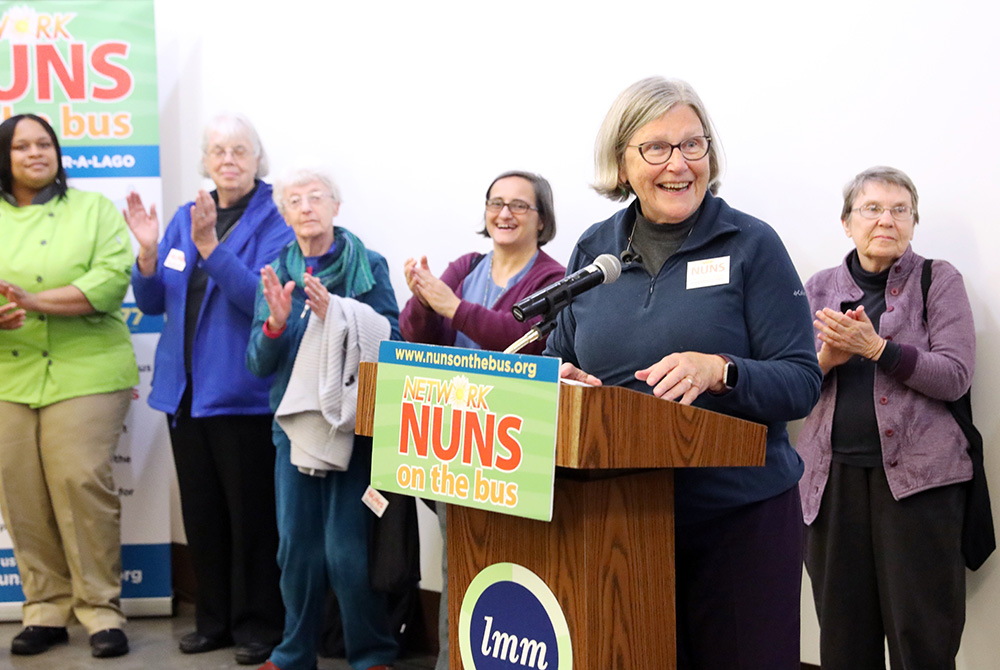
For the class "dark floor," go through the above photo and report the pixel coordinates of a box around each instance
[0,602,436,670]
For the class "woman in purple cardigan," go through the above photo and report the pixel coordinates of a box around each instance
[798,166,976,670]
[400,170,565,355]
[399,170,565,670]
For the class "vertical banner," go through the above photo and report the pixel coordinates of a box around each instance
[0,1,170,618]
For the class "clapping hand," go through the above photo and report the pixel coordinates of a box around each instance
[260,265,294,332]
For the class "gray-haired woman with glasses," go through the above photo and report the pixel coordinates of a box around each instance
[399,170,565,670]
[399,170,565,355]
[543,76,821,669]
[798,166,976,669]
[127,113,291,665]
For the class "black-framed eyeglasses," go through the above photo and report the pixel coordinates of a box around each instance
[852,204,914,222]
[627,136,711,165]
[485,198,537,215]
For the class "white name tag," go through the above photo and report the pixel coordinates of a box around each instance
[362,485,389,518]
[164,248,186,272]
[686,256,730,289]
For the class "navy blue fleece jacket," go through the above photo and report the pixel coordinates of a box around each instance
[544,193,821,522]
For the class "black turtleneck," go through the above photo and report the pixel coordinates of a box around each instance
[830,250,903,466]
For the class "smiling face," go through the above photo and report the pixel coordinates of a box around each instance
[10,118,58,194]
[281,179,340,255]
[843,181,915,273]
[618,105,710,224]
[202,130,259,203]
[485,176,541,254]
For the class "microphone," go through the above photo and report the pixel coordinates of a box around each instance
[512,253,621,322]
[620,248,642,265]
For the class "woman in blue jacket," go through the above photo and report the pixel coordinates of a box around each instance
[545,77,821,669]
[127,114,292,665]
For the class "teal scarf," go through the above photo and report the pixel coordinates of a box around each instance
[256,227,376,325]
[282,226,375,298]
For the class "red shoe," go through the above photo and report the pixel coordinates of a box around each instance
[366,666,393,670]
[256,662,282,670]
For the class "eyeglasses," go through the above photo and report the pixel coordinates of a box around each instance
[284,192,332,210]
[627,136,711,165]
[207,145,252,160]
[485,198,537,215]
[852,204,914,222]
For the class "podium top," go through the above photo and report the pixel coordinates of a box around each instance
[356,362,765,471]
[555,381,765,469]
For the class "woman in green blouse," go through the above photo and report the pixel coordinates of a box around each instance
[0,114,138,659]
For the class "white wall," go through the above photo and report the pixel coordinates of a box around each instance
[153,0,1000,665]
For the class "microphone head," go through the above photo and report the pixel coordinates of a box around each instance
[593,253,622,284]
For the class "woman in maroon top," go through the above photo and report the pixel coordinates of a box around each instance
[400,170,565,355]
[399,170,565,670]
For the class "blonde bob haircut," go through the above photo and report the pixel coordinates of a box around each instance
[593,77,723,201]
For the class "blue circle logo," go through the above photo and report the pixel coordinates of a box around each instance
[459,563,572,670]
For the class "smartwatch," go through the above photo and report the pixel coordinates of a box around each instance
[722,359,738,390]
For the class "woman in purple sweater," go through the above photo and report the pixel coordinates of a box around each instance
[798,166,976,670]
[400,170,565,355]
[399,170,565,670]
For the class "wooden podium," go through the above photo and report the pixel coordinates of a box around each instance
[356,362,766,670]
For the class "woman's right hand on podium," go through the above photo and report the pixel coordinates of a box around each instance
[559,361,602,386]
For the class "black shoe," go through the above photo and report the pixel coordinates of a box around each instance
[234,641,274,665]
[179,630,233,654]
[90,628,129,658]
[11,625,69,655]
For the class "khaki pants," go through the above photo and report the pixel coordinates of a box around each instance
[0,390,131,633]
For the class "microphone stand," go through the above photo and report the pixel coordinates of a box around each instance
[504,315,559,355]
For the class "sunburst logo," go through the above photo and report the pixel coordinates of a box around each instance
[450,375,471,410]
[1,5,38,43]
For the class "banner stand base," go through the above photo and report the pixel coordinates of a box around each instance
[0,597,173,622]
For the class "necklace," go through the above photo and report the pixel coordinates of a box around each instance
[482,252,507,308]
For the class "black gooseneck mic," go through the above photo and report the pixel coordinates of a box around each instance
[511,253,622,322]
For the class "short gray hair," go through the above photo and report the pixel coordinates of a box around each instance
[593,76,723,201]
[841,166,919,224]
[199,112,269,178]
[273,168,342,214]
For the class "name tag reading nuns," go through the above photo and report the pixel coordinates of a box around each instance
[164,248,186,272]
[686,256,730,289]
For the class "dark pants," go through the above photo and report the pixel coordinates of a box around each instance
[169,391,284,645]
[675,486,803,670]
[270,438,397,670]
[805,462,965,670]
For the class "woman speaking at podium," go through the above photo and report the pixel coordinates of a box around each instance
[544,77,822,669]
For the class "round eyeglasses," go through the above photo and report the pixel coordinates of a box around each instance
[852,204,914,222]
[627,136,711,165]
[485,198,537,215]
[207,144,252,160]
[284,192,332,211]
